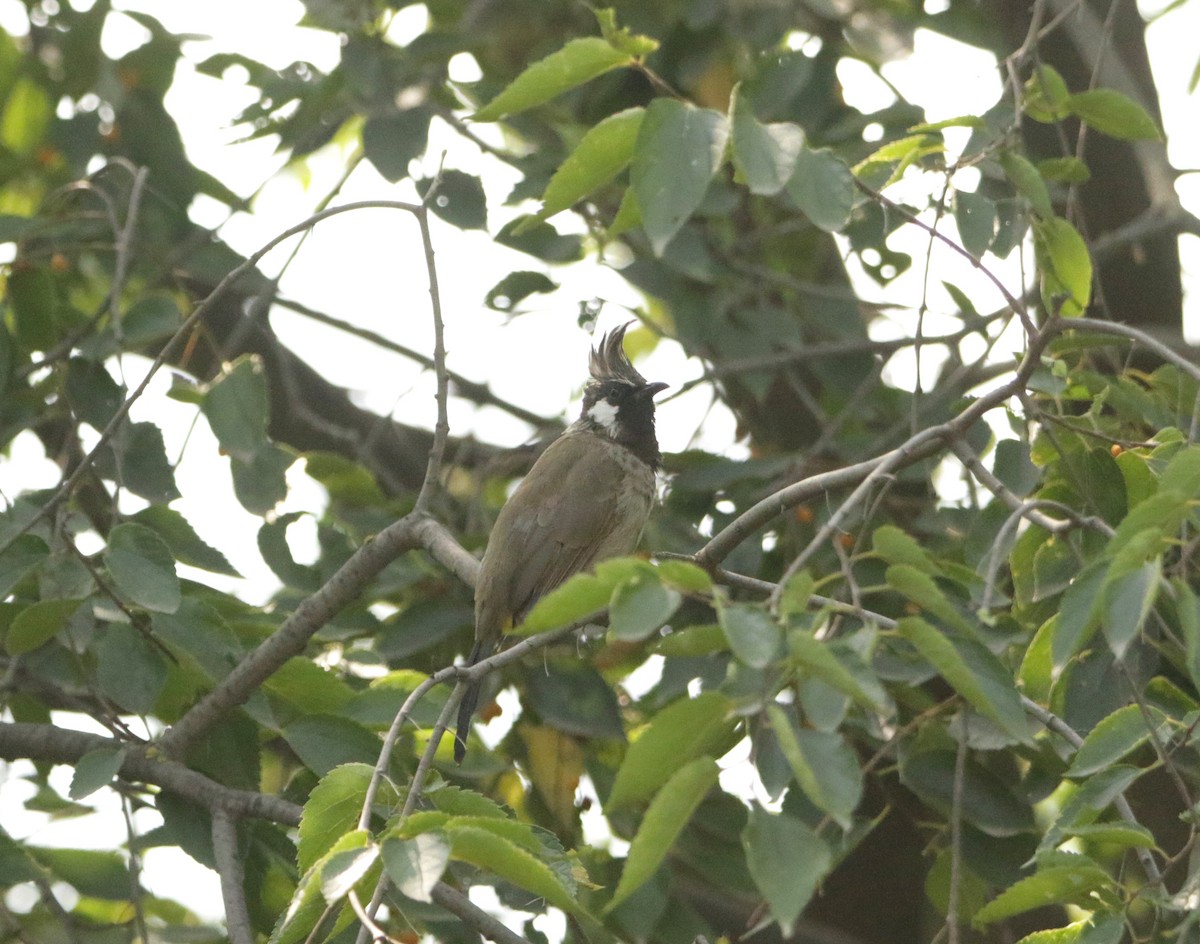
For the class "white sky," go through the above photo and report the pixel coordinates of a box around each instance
[1,0,1199,926]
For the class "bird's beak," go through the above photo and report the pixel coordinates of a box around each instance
[637,382,669,400]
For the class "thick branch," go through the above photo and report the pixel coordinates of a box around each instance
[0,721,301,825]
[158,513,477,758]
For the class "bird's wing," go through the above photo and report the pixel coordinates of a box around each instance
[480,433,651,626]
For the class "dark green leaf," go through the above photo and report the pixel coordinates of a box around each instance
[525,662,625,739]
[27,847,130,900]
[283,715,382,777]
[258,512,320,590]
[787,147,854,232]
[767,705,861,827]
[742,808,830,936]
[898,617,1031,744]
[363,107,433,182]
[103,522,181,614]
[110,421,181,503]
[95,623,169,714]
[718,602,782,668]
[69,746,126,800]
[131,506,240,577]
[417,170,487,230]
[729,84,803,195]
[1052,560,1106,671]
[1101,559,1159,658]
[203,356,269,462]
[447,825,586,917]
[901,750,1035,837]
[231,444,294,515]
[610,573,681,642]
[632,99,729,255]
[299,763,395,874]
[65,357,123,428]
[484,271,557,312]
[953,190,995,258]
[123,294,182,345]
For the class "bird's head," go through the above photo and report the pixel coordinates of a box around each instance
[580,323,668,467]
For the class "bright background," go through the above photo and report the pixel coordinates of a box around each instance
[0,0,1198,924]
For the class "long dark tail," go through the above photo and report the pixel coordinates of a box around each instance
[453,642,484,764]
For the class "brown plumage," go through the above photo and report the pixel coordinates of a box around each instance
[454,324,667,763]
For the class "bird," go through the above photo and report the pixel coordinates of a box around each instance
[454,323,668,763]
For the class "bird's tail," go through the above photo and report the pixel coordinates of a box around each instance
[453,641,484,764]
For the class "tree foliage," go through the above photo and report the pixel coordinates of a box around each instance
[1,2,1200,944]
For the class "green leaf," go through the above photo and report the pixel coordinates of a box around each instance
[230,444,294,515]
[654,623,727,658]
[417,171,487,231]
[1034,216,1092,317]
[381,833,450,903]
[729,84,803,196]
[448,825,584,917]
[1063,821,1157,850]
[608,692,735,809]
[609,572,681,641]
[973,862,1112,928]
[1037,157,1091,184]
[1067,703,1170,778]
[27,847,130,900]
[1100,558,1160,658]
[873,524,939,574]
[631,99,729,255]
[123,294,182,345]
[320,844,378,905]
[0,78,51,155]
[429,785,508,819]
[605,757,718,913]
[518,572,612,635]
[130,506,239,577]
[717,602,782,669]
[108,422,181,504]
[1067,88,1162,140]
[258,513,320,591]
[998,151,1053,219]
[0,535,48,598]
[898,617,1032,744]
[787,146,854,232]
[886,565,977,638]
[655,559,713,593]
[526,662,625,739]
[484,271,557,312]
[1023,64,1071,122]
[282,716,383,778]
[787,630,885,709]
[6,598,82,656]
[103,523,181,614]
[741,808,831,936]
[901,750,1035,837]
[362,107,432,182]
[270,830,368,944]
[954,189,995,258]
[473,37,633,122]
[299,763,398,875]
[766,705,861,828]
[95,623,169,715]
[1052,560,1106,672]
[535,107,644,222]
[69,746,126,800]
[203,356,269,462]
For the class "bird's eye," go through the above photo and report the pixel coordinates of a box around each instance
[605,385,622,404]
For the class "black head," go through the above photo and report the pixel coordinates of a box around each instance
[580,323,668,468]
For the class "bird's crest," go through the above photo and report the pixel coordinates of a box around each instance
[589,322,647,387]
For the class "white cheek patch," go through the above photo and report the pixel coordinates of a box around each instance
[588,399,620,435]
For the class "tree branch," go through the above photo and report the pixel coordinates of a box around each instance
[158,512,476,758]
[212,810,254,944]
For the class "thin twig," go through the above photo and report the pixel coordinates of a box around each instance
[413,203,449,514]
[212,810,254,944]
